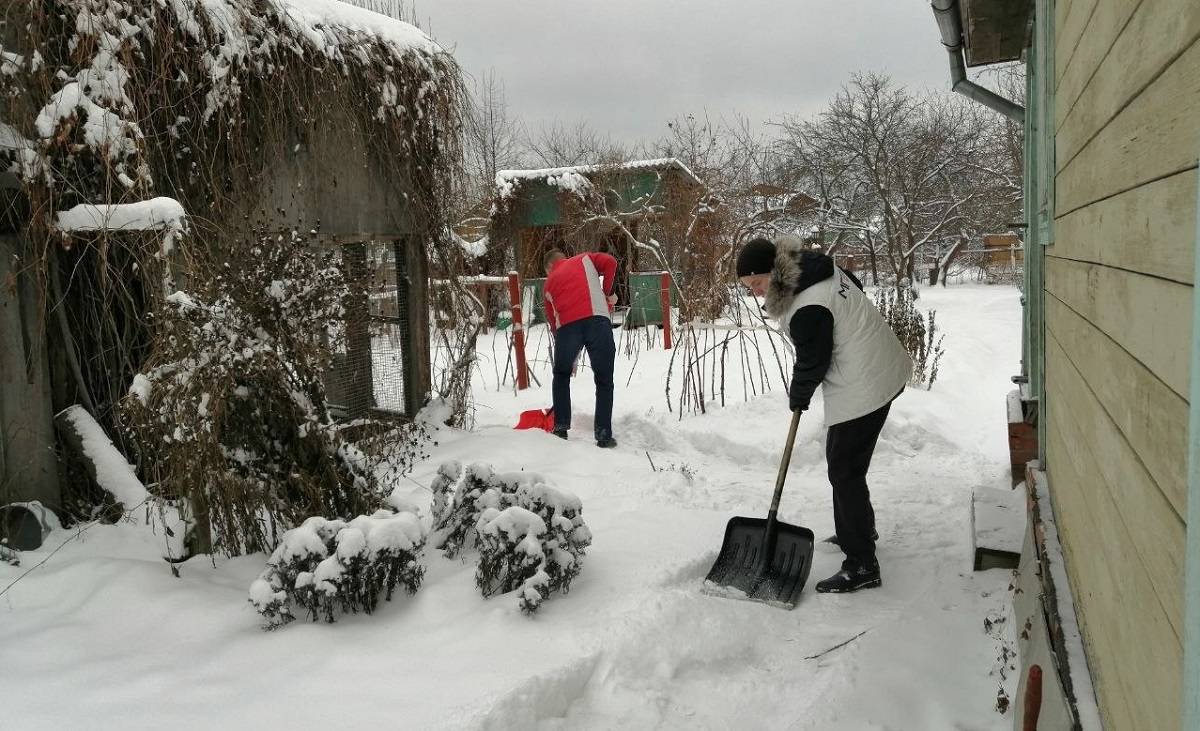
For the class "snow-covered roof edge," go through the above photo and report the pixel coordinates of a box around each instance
[496,157,704,190]
[274,0,443,56]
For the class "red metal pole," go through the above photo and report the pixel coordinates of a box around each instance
[660,271,673,350]
[507,271,529,390]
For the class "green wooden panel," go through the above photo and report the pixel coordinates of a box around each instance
[606,171,663,214]
[513,180,562,227]
[511,170,672,225]
[624,271,679,327]
[522,277,547,325]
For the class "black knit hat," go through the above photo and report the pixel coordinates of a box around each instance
[736,238,776,277]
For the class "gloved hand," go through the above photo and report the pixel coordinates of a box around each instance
[788,382,807,413]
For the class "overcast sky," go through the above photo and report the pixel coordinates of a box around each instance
[412,0,951,147]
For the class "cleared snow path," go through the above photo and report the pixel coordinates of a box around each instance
[0,286,1020,730]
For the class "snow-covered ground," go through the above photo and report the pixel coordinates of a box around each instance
[0,285,1022,730]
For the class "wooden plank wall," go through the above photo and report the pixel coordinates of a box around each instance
[1047,1,1199,728]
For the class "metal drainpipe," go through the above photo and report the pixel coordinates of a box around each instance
[930,0,1026,123]
[1184,161,1200,731]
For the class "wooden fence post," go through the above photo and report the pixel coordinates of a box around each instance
[507,271,529,390]
[660,271,673,350]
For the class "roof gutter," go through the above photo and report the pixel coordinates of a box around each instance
[930,0,1026,123]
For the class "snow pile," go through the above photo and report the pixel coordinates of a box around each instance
[249,508,427,627]
[429,461,592,614]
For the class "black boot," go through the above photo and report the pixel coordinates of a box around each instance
[821,529,879,547]
[552,427,568,440]
[815,560,881,593]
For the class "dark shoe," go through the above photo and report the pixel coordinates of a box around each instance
[815,561,882,593]
[596,436,617,449]
[822,529,880,547]
[552,427,568,440]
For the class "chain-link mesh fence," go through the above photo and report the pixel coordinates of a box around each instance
[323,239,413,419]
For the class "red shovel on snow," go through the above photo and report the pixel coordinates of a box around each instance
[515,407,555,432]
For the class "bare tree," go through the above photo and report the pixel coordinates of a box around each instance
[776,72,1021,291]
[464,69,526,202]
[526,120,631,168]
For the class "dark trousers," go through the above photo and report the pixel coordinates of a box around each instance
[827,397,895,569]
[552,316,615,439]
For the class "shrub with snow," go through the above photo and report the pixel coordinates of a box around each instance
[122,231,431,556]
[429,462,508,559]
[249,508,427,627]
[428,461,592,614]
[875,286,945,389]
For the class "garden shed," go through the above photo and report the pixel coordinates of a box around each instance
[0,0,464,539]
[490,158,713,313]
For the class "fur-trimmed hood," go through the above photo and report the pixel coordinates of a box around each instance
[763,234,835,319]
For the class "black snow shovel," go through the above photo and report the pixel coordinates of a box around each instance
[703,410,814,609]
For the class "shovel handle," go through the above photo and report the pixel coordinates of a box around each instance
[767,410,802,521]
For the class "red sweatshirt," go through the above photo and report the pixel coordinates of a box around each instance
[543,252,618,332]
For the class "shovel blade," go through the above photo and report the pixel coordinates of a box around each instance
[703,516,815,609]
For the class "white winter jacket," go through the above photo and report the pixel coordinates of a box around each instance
[764,235,912,426]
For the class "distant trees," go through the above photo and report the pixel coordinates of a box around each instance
[774,72,1022,290]
[452,69,1023,294]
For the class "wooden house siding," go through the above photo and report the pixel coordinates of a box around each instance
[1044,1,1199,727]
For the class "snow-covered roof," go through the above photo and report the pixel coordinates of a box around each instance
[496,158,703,189]
[273,0,442,55]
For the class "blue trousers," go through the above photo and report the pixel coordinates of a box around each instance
[552,316,615,439]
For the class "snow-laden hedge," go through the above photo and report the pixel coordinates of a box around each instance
[430,462,592,614]
[249,508,426,627]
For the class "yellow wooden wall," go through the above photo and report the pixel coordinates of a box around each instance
[1047,1,1198,728]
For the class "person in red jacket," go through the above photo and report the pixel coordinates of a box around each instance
[542,248,618,448]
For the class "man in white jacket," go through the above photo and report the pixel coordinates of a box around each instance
[737,234,912,593]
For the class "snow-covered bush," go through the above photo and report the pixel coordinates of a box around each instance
[429,462,507,558]
[476,480,592,614]
[875,286,945,389]
[428,462,592,614]
[249,508,426,627]
[122,231,431,556]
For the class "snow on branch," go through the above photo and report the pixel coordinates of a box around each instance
[55,404,151,509]
[445,226,488,259]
